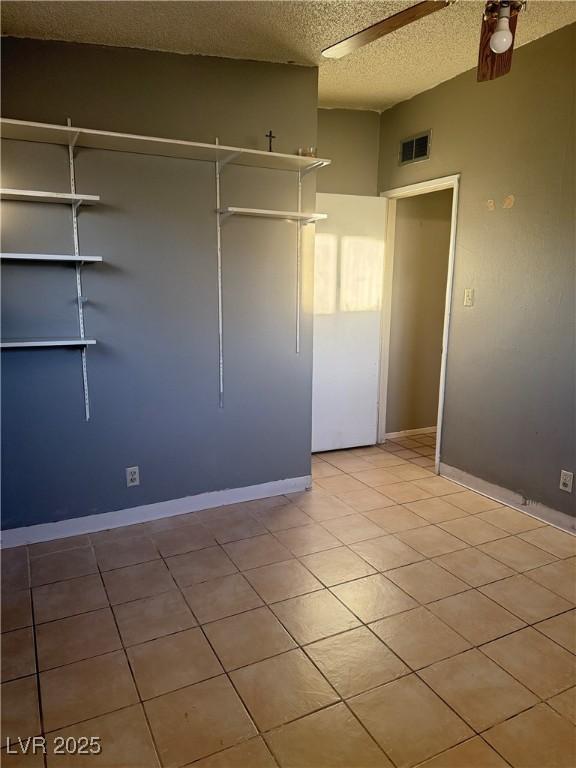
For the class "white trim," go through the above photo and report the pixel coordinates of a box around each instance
[382,175,460,200]
[377,197,393,444]
[379,174,460,473]
[384,426,436,439]
[0,475,312,548]
[440,463,575,533]
[436,178,460,474]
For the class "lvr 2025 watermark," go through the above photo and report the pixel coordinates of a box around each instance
[5,736,102,755]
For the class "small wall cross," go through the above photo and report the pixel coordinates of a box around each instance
[266,130,276,152]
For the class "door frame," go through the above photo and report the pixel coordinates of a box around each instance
[378,174,460,473]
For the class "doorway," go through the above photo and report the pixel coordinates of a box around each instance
[312,176,459,470]
[379,175,460,470]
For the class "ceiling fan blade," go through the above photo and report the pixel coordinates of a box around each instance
[322,1,451,59]
[477,12,518,81]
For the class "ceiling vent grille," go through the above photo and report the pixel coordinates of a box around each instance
[399,131,431,165]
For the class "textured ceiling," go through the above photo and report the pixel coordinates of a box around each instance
[2,1,575,110]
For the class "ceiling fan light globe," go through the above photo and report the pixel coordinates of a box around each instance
[490,18,513,53]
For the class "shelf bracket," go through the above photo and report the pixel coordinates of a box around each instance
[69,129,81,155]
[219,151,241,168]
[301,160,326,178]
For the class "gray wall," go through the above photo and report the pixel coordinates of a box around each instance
[386,190,452,434]
[1,38,319,529]
[317,108,380,196]
[379,24,575,515]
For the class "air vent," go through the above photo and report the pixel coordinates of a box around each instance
[399,131,431,165]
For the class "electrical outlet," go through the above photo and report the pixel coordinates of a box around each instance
[559,470,573,493]
[126,466,140,488]
[464,288,475,307]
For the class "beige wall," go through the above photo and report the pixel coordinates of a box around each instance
[317,108,380,196]
[379,24,575,515]
[1,38,318,152]
[386,189,452,434]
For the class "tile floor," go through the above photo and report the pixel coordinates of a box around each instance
[2,431,576,767]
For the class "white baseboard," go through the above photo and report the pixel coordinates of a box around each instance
[439,463,575,533]
[0,475,312,549]
[384,426,436,439]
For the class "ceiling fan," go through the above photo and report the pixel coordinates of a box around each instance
[321,0,526,82]
[477,1,526,81]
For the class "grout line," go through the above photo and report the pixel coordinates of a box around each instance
[476,733,517,768]
[166,555,265,762]
[476,588,575,627]
[40,701,153,738]
[165,531,390,765]
[474,622,576,691]
[14,584,46,765]
[414,734,515,768]
[96,558,165,768]
[409,664,509,741]
[340,698,401,768]
[411,632,562,731]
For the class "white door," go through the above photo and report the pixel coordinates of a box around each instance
[312,193,387,452]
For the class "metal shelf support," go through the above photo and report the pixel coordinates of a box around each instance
[213,154,326,402]
[215,138,225,409]
[296,171,302,355]
[68,117,91,421]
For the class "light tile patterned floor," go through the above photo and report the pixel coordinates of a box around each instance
[2,432,576,767]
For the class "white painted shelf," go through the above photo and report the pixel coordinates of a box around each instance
[0,188,100,205]
[1,118,330,174]
[1,253,102,263]
[1,339,97,349]
[1,117,331,411]
[219,206,327,224]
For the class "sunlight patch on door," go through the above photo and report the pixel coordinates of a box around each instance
[340,236,384,312]
[314,233,338,315]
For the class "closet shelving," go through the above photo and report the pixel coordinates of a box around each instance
[211,135,328,404]
[0,188,99,205]
[1,253,102,263]
[0,118,330,174]
[1,116,330,411]
[1,339,97,349]
[218,206,327,224]
[1,120,102,420]
[1,252,101,348]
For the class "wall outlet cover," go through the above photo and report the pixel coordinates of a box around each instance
[126,466,140,487]
[464,288,475,307]
[559,470,573,493]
